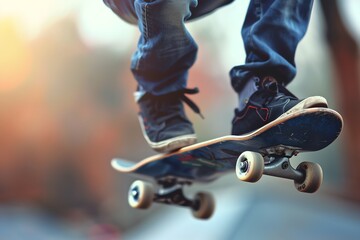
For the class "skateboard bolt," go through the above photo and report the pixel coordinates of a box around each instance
[131,187,139,200]
[240,161,249,172]
[282,162,289,169]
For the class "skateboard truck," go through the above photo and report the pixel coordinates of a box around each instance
[236,151,323,193]
[126,150,324,220]
[128,178,215,219]
[127,150,323,220]
[154,179,193,207]
[263,155,305,183]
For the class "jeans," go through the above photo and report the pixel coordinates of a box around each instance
[103,0,314,95]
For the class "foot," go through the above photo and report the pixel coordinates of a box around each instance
[137,88,201,153]
[231,76,328,135]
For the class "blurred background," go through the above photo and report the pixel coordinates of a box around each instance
[0,0,359,239]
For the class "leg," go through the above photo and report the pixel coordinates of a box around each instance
[133,0,235,95]
[231,0,328,135]
[104,0,234,95]
[231,0,314,91]
[103,0,199,152]
[131,0,199,95]
[104,0,235,152]
[104,0,198,94]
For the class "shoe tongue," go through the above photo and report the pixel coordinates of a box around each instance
[260,76,278,93]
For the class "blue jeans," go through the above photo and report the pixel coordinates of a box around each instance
[103,0,314,95]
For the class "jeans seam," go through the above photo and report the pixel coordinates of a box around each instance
[255,0,262,18]
[248,0,263,63]
[134,2,150,70]
[143,3,149,41]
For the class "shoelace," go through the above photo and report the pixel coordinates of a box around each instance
[141,88,204,122]
[176,88,204,119]
[258,76,297,106]
[258,78,279,106]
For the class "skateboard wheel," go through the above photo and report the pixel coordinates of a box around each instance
[294,162,323,193]
[128,180,154,209]
[236,151,264,182]
[192,192,215,220]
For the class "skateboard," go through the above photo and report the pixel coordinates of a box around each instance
[111,108,343,219]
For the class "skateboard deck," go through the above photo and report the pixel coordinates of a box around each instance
[112,108,342,182]
[111,108,343,219]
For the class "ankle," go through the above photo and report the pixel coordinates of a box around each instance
[236,76,259,112]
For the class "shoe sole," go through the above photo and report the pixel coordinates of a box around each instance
[148,134,198,153]
[280,96,328,118]
[138,116,197,153]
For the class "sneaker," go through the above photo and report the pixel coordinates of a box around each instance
[137,88,202,153]
[231,76,328,135]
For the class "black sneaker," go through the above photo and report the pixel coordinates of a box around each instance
[231,76,328,135]
[137,88,202,153]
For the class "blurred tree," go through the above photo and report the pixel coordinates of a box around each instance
[320,0,360,202]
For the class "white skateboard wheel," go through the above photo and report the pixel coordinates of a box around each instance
[192,192,215,219]
[236,151,264,182]
[294,162,323,193]
[128,180,154,209]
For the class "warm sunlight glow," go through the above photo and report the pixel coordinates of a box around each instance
[0,18,31,92]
